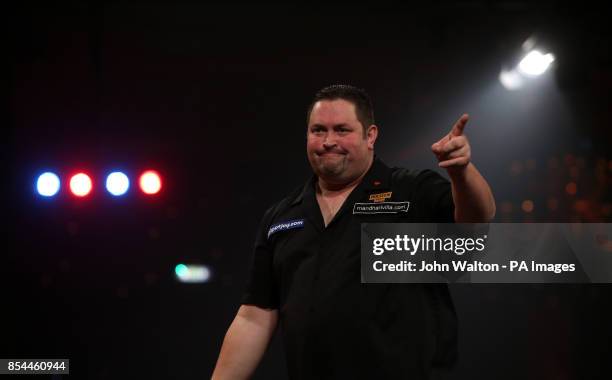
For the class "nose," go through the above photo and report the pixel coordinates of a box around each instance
[323,135,337,149]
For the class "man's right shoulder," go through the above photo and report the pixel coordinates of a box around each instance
[260,184,305,223]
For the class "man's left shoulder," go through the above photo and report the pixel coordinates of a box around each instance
[390,167,450,189]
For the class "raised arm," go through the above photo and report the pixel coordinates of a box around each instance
[212,305,278,380]
[431,114,496,222]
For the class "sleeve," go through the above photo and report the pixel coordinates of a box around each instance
[240,206,280,309]
[414,169,455,222]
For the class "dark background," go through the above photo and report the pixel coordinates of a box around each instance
[6,2,611,379]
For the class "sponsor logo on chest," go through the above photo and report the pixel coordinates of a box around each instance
[353,201,410,214]
[368,191,392,203]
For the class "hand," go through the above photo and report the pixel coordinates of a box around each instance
[431,113,471,172]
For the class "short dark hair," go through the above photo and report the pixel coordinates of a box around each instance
[306,84,375,136]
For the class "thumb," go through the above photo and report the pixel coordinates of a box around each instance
[431,141,441,154]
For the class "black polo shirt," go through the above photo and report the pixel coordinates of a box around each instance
[242,157,457,380]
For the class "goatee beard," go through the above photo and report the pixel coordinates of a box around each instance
[318,161,344,178]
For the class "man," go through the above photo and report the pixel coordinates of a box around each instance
[212,85,495,379]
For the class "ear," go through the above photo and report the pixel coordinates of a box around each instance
[366,124,378,150]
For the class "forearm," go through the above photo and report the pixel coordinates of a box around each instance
[212,306,278,380]
[448,163,496,222]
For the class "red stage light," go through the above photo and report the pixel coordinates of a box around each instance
[139,170,162,195]
[69,173,93,197]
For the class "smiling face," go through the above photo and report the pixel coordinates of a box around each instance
[306,99,378,186]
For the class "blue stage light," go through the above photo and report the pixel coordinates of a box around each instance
[36,172,61,197]
[106,171,130,196]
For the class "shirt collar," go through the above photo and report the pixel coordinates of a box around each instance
[290,155,392,206]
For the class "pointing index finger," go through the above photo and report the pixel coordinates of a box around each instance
[450,113,469,137]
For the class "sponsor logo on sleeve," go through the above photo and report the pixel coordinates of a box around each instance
[267,219,305,238]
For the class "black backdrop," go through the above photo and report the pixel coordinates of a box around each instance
[7,2,612,379]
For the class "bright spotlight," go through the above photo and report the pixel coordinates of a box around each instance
[175,264,211,283]
[518,50,555,76]
[106,171,130,196]
[69,173,93,197]
[139,170,162,195]
[499,69,525,90]
[36,172,61,197]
